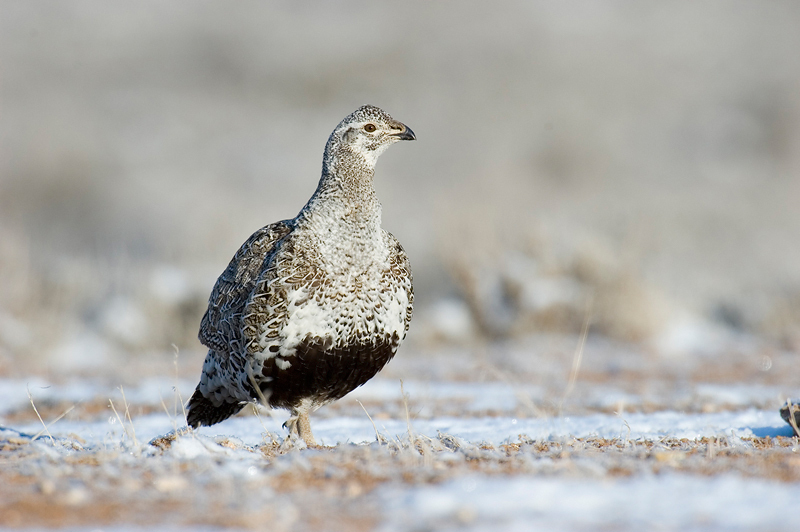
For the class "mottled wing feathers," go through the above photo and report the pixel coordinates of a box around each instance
[385,231,414,338]
[241,235,301,359]
[198,221,292,357]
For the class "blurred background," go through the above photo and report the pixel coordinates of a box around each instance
[2,1,799,378]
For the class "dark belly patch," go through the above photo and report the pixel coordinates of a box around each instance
[260,333,399,409]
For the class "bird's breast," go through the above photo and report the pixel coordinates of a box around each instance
[259,253,409,365]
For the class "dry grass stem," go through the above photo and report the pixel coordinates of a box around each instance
[32,405,75,442]
[171,345,189,422]
[399,379,414,444]
[356,399,385,444]
[27,386,75,444]
[559,296,593,415]
[119,386,137,444]
[108,393,138,447]
[246,364,270,409]
[480,362,548,418]
[27,387,52,444]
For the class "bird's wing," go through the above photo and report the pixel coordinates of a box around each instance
[198,221,293,357]
[385,231,414,338]
[239,230,323,359]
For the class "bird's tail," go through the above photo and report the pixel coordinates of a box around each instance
[185,388,245,428]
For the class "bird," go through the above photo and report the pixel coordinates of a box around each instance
[186,105,415,446]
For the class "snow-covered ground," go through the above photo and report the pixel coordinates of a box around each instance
[3,348,799,532]
[3,3,800,531]
[4,376,795,446]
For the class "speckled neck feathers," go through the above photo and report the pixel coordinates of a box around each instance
[300,137,382,240]
[297,105,413,261]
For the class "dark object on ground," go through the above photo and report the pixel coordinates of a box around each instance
[779,400,800,437]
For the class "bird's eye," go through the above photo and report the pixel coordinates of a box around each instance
[364,123,377,133]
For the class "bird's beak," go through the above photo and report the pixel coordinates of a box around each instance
[390,123,416,141]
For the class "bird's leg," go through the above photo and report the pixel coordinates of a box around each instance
[296,410,316,447]
[285,406,317,447]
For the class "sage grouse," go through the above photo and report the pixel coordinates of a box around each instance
[187,105,415,445]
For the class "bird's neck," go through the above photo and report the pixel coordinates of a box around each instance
[297,148,383,238]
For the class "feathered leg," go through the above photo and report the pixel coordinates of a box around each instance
[285,404,317,446]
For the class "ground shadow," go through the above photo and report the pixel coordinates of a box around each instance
[749,425,795,438]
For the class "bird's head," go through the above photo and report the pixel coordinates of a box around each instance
[328,105,415,167]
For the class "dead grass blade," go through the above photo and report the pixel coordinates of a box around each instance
[356,399,385,444]
[28,386,75,443]
[559,295,593,416]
